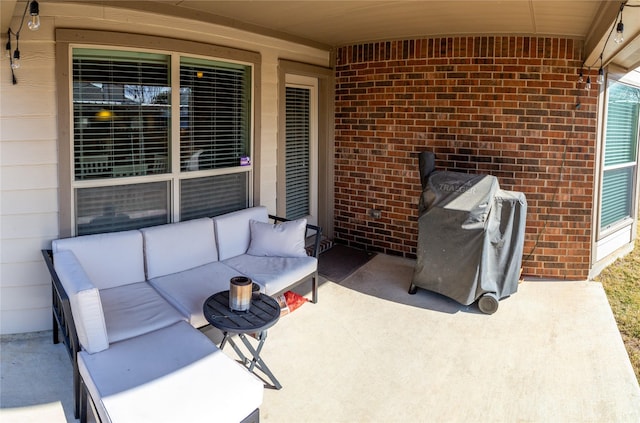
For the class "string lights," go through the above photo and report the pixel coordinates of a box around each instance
[614,4,625,44]
[578,1,639,90]
[5,0,40,85]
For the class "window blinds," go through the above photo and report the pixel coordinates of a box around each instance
[601,82,639,230]
[180,58,250,171]
[76,182,170,235]
[285,86,311,220]
[72,49,170,180]
[604,87,639,166]
[180,174,248,220]
[71,48,253,235]
[601,168,633,228]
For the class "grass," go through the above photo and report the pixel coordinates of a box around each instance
[595,220,640,383]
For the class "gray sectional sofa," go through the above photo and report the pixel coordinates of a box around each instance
[42,206,321,423]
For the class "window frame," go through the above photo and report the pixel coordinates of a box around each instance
[283,76,319,224]
[277,59,334,235]
[56,29,262,237]
[597,77,640,239]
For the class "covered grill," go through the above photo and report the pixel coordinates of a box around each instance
[409,152,527,314]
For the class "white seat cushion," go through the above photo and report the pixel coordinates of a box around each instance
[78,321,263,423]
[213,206,269,260]
[100,282,186,344]
[52,230,145,290]
[222,254,317,296]
[149,261,251,328]
[141,218,218,280]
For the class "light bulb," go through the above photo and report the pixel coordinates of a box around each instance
[11,49,20,69]
[614,22,624,44]
[28,1,40,31]
[598,68,604,84]
[585,76,591,90]
[578,70,584,84]
[28,15,40,31]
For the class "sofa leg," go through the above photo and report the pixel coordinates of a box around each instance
[311,274,318,304]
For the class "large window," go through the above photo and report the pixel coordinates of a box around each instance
[70,47,253,235]
[600,80,639,234]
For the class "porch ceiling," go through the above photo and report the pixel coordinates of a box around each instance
[134,0,640,70]
[9,1,640,71]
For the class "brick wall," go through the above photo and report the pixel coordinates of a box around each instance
[334,37,598,279]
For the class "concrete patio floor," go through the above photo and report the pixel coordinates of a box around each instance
[1,253,639,422]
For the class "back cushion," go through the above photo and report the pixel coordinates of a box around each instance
[52,230,145,290]
[141,218,218,279]
[213,206,269,260]
[247,218,308,257]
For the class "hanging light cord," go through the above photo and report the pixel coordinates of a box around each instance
[7,1,31,84]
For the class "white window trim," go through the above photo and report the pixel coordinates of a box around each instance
[591,67,640,269]
[284,74,319,225]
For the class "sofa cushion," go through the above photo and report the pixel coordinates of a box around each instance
[213,206,269,260]
[78,321,263,423]
[53,250,109,354]
[52,230,145,290]
[100,282,186,344]
[141,218,218,280]
[223,254,317,297]
[247,218,308,258]
[149,261,250,328]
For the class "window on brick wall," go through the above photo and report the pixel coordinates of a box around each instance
[599,80,639,234]
[70,47,253,235]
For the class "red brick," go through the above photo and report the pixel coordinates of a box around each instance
[335,36,596,279]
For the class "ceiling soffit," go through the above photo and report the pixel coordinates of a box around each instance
[7,1,640,71]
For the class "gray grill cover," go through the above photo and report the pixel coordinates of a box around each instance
[412,158,527,306]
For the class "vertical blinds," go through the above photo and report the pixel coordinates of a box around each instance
[601,81,640,230]
[73,49,170,180]
[285,86,311,220]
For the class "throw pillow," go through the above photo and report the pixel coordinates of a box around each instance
[247,218,308,257]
